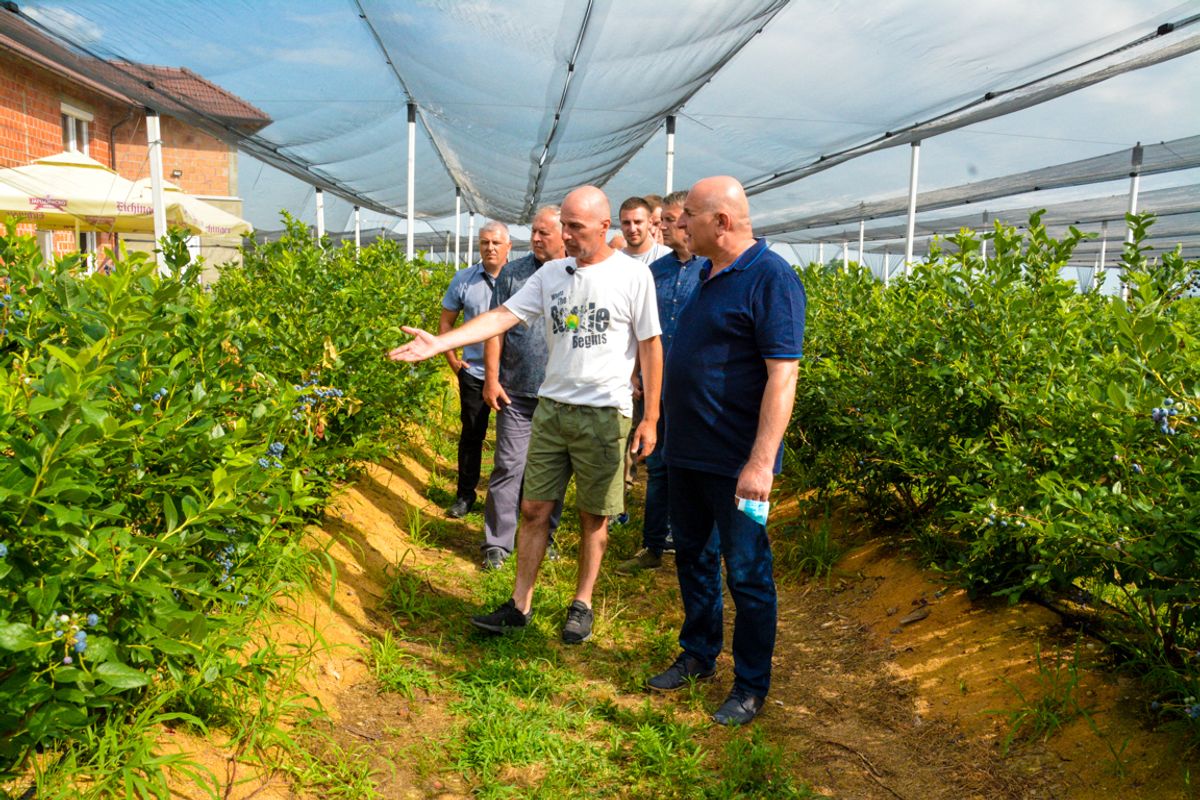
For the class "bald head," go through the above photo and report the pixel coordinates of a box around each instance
[562,185,612,223]
[680,176,756,268]
[688,176,751,231]
[560,185,614,266]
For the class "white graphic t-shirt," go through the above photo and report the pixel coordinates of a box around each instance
[502,250,661,416]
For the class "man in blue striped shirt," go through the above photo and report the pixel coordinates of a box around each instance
[619,190,704,574]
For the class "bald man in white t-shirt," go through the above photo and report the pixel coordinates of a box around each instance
[389,185,663,645]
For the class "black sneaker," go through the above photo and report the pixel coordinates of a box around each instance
[712,686,765,726]
[545,541,561,563]
[662,532,676,555]
[470,599,530,633]
[447,497,472,518]
[482,547,506,571]
[561,600,593,644]
[647,653,715,692]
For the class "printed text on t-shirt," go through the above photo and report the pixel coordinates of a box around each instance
[549,293,610,350]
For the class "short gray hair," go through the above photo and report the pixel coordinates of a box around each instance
[662,190,689,208]
[532,205,561,228]
[479,220,510,240]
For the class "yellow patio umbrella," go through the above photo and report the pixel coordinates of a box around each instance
[132,178,253,237]
[0,150,161,234]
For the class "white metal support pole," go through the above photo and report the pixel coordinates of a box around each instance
[145,110,167,271]
[817,242,824,265]
[1125,143,1143,245]
[858,220,865,266]
[883,249,890,287]
[1098,220,1109,293]
[454,188,462,266]
[353,205,361,254]
[904,141,921,275]
[466,212,475,266]
[980,211,989,265]
[444,234,450,264]
[1122,144,1143,301]
[665,115,676,194]
[406,103,417,262]
[315,189,325,241]
[842,239,848,272]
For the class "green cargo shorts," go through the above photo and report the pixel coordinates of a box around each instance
[524,398,632,517]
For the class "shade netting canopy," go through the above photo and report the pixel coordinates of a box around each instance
[10,0,1200,241]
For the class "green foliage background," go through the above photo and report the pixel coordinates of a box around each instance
[0,219,445,782]
[788,214,1200,717]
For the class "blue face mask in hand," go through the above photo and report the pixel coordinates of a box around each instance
[735,496,770,526]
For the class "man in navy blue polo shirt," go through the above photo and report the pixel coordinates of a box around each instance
[646,176,806,727]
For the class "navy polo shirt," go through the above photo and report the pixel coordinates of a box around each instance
[663,238,806,477]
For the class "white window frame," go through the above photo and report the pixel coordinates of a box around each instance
[60,100,93,156]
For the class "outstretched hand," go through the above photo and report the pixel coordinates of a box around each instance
[388,326,443,362]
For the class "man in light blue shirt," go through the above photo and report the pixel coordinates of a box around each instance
[440,221,510,517]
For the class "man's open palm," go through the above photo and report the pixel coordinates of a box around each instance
[388,326,440,362]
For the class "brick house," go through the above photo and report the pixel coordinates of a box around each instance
[0,9,270,269]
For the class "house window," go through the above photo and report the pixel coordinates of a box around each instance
[60,101,93,155]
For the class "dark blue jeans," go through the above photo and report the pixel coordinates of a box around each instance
[668,465,777,698]
[642,446,670,552]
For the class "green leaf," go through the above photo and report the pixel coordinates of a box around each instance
[42,344,79,372]
[162,495,179,531]
[95,661,150,690]
[0,622,38,651]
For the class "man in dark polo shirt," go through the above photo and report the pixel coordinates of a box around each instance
[618,190,704,574]
[646,176,806,727]
[479,206,567,570]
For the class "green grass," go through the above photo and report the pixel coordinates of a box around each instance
[363,422,824,799]
[774,512,847,581]
[993,641,1088,753]
[371,631,438,699]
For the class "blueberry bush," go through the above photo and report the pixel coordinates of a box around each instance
[788,213,1200,720]
[0,220,444,784]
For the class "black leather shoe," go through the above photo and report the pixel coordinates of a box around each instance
[447,497,472,518]
[712,687,765,726]
[647,653,715,692]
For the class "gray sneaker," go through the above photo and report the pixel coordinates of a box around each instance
[561,600,593,644]
[482,547,506,571]
[616,547,662,575]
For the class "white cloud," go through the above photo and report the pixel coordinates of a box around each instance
[23,5,104,47]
